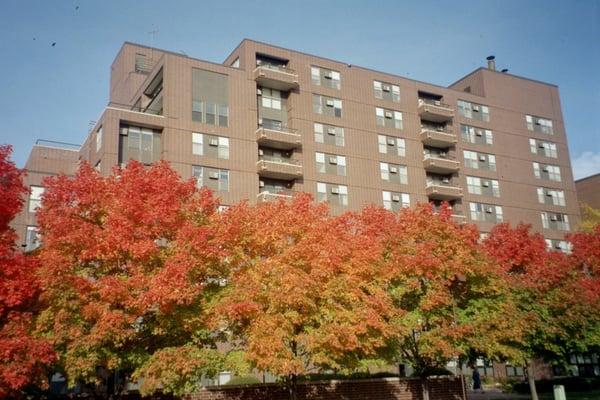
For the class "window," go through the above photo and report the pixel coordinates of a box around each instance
[28,186,45,213]
[192,166,229,192]
[380,162,408,184]
[315,152,346,176]
[231,58,240,68]
[314,123,344,146]
[373,80,400,102]
[506,365,524,377]
[461,125,493,145]
[537,187,565,206]
[96,127,103,152]
[463,150,495,171]
[119,125,161,165]
[378,135,405,157]
[135,53,149,73]
[313,94,342,117]
[467,176,500,197]
[545,239,572,254]
[533,162,561,182]
[192,68,229,126]
[192,133,229,159]
[311,66,341,90]
[25,226,40,251]
[526,115,553,135]
[382,191,410,211]
[458,100,490,122]
[463,151,478,169]
[317,182,348,206]
[261,88,282,110]
[470,202,503,223]
[529,138,557,158]
[376,107,403,129]
[541,212,570,231]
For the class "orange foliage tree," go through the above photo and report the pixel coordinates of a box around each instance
[0,145,56,397]
[35,161,242,394]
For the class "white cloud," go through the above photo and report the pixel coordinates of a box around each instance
[572,151,600,180]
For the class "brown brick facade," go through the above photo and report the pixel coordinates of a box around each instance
[184,377,465,400]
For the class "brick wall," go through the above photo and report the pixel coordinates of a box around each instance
[185,377,466,400]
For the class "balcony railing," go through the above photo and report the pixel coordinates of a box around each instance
[256,126,302,150]
[257,190,294,202]
[35,139,81,151]
[256,158,303,180]
[418,98,454,123]
[425,181,463,200]
[423,154,460,174]
[253,65,299,91]
[420,125,457,147]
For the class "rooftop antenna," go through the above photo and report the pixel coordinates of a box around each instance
[148,28,159,60]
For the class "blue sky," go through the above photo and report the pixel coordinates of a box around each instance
[1,0,598,178]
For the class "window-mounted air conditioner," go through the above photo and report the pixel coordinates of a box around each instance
[473,105,480,111]
[390,166,398,174]
[258,149,264,156]
[327,127,336,135]
[482,181,490,187]
[385,111,393,119]
[439,152,447,158]
[331,187,340,194]
[324,72,333,80]
[442,178,450,184]
[479,155,487,161]
[392,195,401,202]
[550,215,558,221]
[542,167,549,172]
[259,181,265,187]
[485,207,494,213]
[209,138,219,146]
[209,172,220,180]
[382,85,391,92]
[329,157,338,165]
[387,138,395,145]
[475,130,483,137]
[326,99,335,107]
[257,88,262,95]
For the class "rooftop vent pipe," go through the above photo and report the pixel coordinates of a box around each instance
[486,55,496,71]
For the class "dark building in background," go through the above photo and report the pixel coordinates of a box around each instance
[575,173,600,211]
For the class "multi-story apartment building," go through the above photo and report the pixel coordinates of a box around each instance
[575,173,600,211]
[13,39,580,255]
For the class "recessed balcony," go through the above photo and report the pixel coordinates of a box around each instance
[253,65,299,91]
[256,126,301,150]
[420,126,457,147]
[423,154,460,174]
[425,182,463,201]
[256,159,303,180]
[418,99,454,123]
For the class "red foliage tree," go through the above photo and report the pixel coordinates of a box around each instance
[0,145,56,397]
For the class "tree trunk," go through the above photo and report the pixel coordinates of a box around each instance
[421,377,430,400]
[288,374,298,400]
[526,361,539,400]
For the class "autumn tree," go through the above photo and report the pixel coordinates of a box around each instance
[35,161,242,395]
[0,145,56,397]
[578,204,600,232]
[353,204,522,399]
[213,194,394,400]
[484,223,600,400]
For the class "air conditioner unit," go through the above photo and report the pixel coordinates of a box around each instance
[387,138,395,145]
[475,131,483,137]
[542,167,549,172]
[485,207,494,213]
[439,152,447,158]
[555,244,562,249]
[209,172,220,180]
[209,138,219,146]
[326,99,335,107]
[392,195,401,202]
[257,88,262,95]
[256,59,263,66]
[329,157,338,164]
[385,111,393,119]
[259,181,265,187]
[473,105,480,112]
[327,127,336,135]
[479,155,486,161]
[390,166,398,174]
[382,85,391,92]
[324,72,333,79]
[550,215,558,221]
[258,117,263,125]
[331,187,340,194]
[258,149,264,156]
[442,178,450,184]
[482,181,490,187]
[535,121,541,125]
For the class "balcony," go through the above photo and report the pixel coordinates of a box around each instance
[257,190,294,202]
[253,65,299,91]
[256,126,302,150]
[423,154,460,174]
[256,158,303,180]
[418,99,454,123]
[420,126,457,147]
[425,182,463,201]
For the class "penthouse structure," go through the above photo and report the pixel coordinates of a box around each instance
[13,39,580,254]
